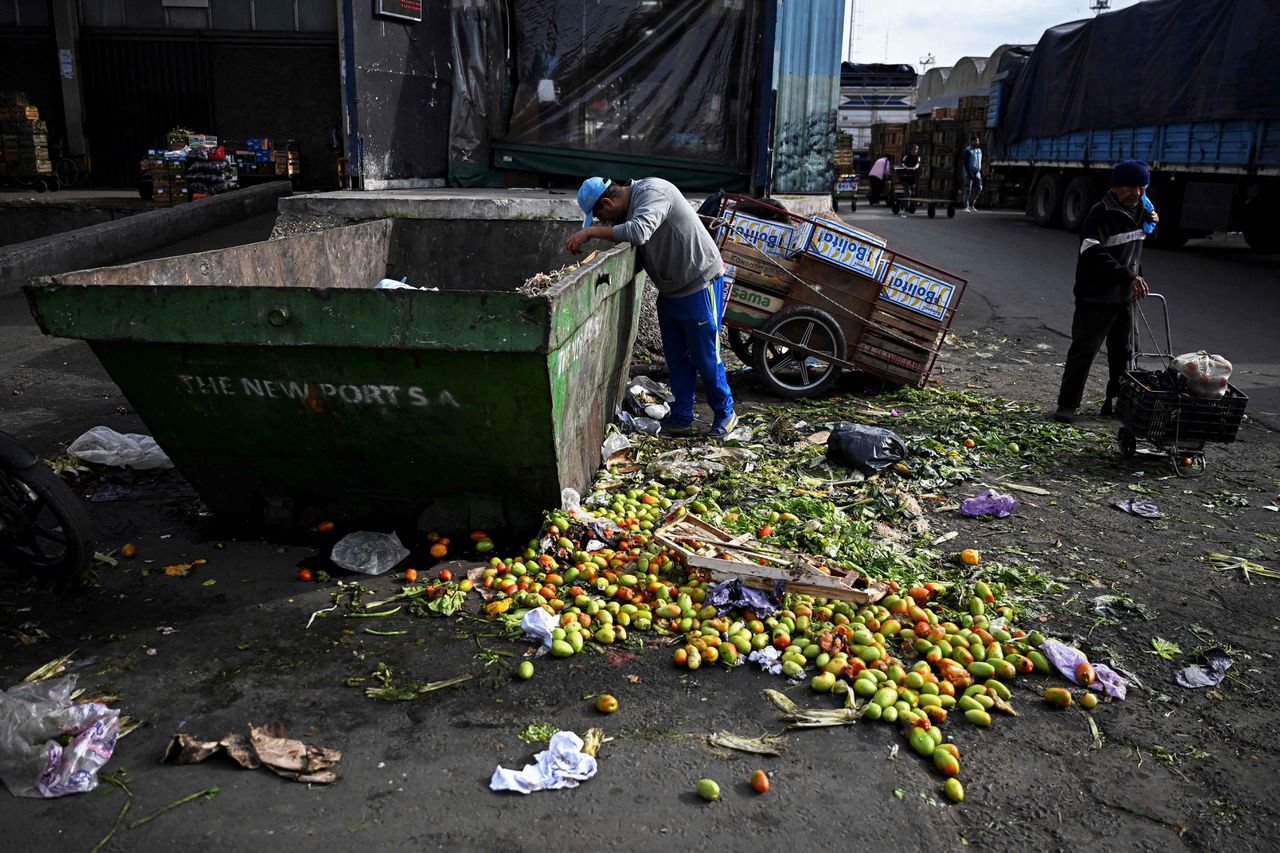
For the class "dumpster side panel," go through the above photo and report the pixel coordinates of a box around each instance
[88,341,559,530]
[45,220,394,289]
[545,248,643,495]
[28,286,552,352]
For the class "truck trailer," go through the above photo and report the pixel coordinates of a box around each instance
[987,0,1279,251]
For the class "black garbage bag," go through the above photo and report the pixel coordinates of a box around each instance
[825,423,907,473]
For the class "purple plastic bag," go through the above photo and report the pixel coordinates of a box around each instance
[1039,639,1128,700]
[1113,499,1161,518]
[706,579,783,617]
[1175,649,1233,688]
[960,489,1018,518]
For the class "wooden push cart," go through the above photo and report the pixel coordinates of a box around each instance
[714,193,968,397]
[656,515,890,606]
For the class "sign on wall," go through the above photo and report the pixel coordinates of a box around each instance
[376,0,423,23]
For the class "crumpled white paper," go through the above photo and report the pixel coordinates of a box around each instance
[520,608,559,649]
[748,646,784,675]
[489,731,598,794]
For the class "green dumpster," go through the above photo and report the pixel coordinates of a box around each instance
[24,217,643,534]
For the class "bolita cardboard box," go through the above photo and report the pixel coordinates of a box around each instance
[721,212,798,260]
[879,256,962,322]
[797,217,889,281]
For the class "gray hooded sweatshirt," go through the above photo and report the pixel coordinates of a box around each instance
[610,178,723,299]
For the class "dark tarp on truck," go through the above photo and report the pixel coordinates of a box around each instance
[999,0,1280,143]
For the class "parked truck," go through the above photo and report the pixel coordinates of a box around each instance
[987,0,1279,251]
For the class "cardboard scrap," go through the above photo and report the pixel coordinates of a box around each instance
[162,723,340,784]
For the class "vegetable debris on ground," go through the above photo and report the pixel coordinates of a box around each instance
[306,386,1118,801]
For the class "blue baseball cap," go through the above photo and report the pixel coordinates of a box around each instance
[577,177,612,227]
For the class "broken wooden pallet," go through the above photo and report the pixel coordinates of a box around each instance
[655,515,889,606]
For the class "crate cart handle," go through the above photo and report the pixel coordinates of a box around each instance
[1129,293,1172,371]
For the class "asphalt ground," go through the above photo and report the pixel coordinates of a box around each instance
[1,206,1278,852]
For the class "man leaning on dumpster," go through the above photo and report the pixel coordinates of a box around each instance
[1053,159,1158,424]
[565,176,738,439]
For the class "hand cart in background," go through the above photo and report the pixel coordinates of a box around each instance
[1116,294,1248,476]
[831,172,860,212]
[888,167,956,218]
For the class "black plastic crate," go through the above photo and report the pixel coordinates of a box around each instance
[1118,370,1248,444]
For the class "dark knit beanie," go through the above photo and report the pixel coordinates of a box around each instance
[1111,159,1150,187]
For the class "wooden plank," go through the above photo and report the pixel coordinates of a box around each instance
[772,255,887,355]
[851,349,927,386]
[730,265,792,293]
[654,517,889,605]
[860,329,931,364]
[867,307,945,349]
[719,240,795,274]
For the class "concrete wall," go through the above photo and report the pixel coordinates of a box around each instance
[0,181,291,296]
[0,200,152,247]
[342,6,452,188]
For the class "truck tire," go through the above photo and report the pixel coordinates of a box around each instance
[1242,198,1279,253]
[1031,174,1063,227]
[1061,177,1097,233]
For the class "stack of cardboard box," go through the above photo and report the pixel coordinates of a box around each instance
[0,92,52,177]
[867,94,996,204]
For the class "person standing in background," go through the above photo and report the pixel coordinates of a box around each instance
[962,136,983,211]
[899,144,921,216]
[1053,160,1157,423]
[868,153,893,206]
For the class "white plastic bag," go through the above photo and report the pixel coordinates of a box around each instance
[1169,351,1232,400]
[329,531,410,575]
[626,377,673,421]
[0,676,120,798]
[67,427,173,470]
[601,430,633,466]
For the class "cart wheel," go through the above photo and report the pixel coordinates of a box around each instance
[33,178,47,193]
[849,199,857,213]
[831,198,840,212]
[1117,427,1136,458]
[928,205,937,219]
[726,327,756,365]
[947,204,957,218]
[890,201,900,215]
[752,306,846,399]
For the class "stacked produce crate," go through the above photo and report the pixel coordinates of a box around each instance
[926,106,960,201]
[0,92,52,179]
[834,130,854,172]
[869,122,907,162]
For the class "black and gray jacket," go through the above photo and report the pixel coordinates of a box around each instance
[1074,191,1145,305]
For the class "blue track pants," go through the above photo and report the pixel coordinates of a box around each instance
[656,275,734,425]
